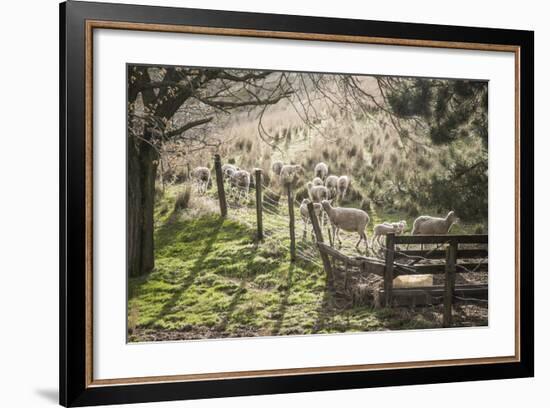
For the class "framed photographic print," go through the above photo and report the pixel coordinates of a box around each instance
[60,0,534,406]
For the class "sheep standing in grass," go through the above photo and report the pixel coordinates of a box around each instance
[222,164,238,181]
[299,199,323,240]
[384,220,407,235]
[325,175,339,199]
[321,200,370,252]
[306,182,330,226]
[373,220,407,248]
[190,166,210,195]
[279,164,304,187]
[314,162,329,180]
[271,160,284,176]
[307,182,330,203]
[312,177,324,186]
[412,211,458,235]
[229,169,251,202]
[337,175,351,201]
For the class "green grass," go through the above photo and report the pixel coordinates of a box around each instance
[128,185,485,342]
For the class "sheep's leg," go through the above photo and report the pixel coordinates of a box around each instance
[331,225,337,247]
[355,234,362,249]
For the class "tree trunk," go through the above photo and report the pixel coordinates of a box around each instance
[127,136,158,277]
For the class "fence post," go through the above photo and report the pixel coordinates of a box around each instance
[307,202,333,279]
[287,184,296,262]
[384,233,395,307]
[255,169,263,240]
[213,154,227,217]
[443,241,458,327]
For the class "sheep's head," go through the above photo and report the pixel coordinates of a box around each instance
[301,198,311,206]
[447,211,459,224]
[321,199,332,212]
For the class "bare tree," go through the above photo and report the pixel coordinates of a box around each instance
[127,65,293,277]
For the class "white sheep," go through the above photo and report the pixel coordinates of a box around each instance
[306,182,330,203]
[384,220,407,235]
[373,220,407,248]
[411,211,458,235]
[221,164,238,182]
[299,199,323,240]
[337,175,351,201]
[229,169,251,202]
[190,166,210,195]
[306,182,330,226]
[279,164,304,187]
[271,160,284,176]
[314,162,329,180]
[312,177,324,186]
[321,200,370,252]
[324,175,339,198]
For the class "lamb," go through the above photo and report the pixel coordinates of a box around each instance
[271,160,284,176]
[314,162,329,180]
[229,169,251,202]
[221,164,238,181]
[306,182,330,226]
[324,175,339,199]
[411,211,458,235]
[337,175,351,201]
[306,182,330,203]
[190,166,210,195]
[384,220,407,235]
[299,199,323,240]
[321,200,370,252]
[312,177,324,186]
[279,164,304,187]
[373,220,407,248]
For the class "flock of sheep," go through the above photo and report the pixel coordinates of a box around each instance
[190,160,460,254]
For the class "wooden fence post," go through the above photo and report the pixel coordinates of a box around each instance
[287,184,296,262]
[255,169,263,240]
[307,202,333,279]
[384,233,395,307]
[213,154,227,217]
[443,241,458,327]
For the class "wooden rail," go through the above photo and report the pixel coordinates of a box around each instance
[384,233,488,327]
[394,234,488,244]
[396,248,488,259]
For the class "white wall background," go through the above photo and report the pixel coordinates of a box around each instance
[0,0,545,407]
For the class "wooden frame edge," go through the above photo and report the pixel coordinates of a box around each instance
[83,19,523,389]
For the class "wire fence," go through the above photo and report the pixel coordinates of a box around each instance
[219,177,488,284]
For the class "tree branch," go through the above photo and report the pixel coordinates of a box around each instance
[165,117,214,138]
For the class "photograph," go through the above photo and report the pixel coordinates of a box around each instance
[126,64,489,342]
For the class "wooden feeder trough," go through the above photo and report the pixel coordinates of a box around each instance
[306,202,488,328]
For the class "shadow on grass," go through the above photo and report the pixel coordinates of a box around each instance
[154,216,225,321]
[271,263,296,336]
[215,280,247,333]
